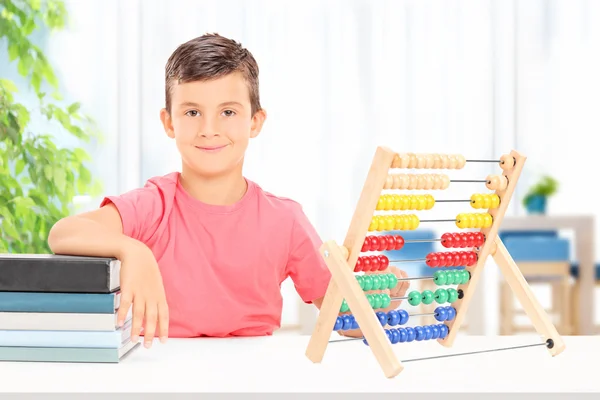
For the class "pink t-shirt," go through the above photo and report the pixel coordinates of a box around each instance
[100,172,331,338]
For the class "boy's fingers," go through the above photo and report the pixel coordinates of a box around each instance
[158,301,169,343]
[131,299,145,342]
[143,304,158,348]
[117,292,132,327]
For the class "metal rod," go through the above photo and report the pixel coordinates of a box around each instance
[450,179,488,183]
[388,258,427,263]
[435,199,471,203]
[395,276,434,281]
[466,159,501,163]
[401,342,548,363]
[404,238,442,243]
[420,219,456,222]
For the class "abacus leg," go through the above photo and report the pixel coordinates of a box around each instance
[492,237,566,356]
[305,241,404,378]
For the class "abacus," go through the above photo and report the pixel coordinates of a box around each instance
[305,147,565,378]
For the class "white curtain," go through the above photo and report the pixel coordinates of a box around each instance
[43,0,599,330]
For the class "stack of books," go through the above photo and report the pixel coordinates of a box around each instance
[0,254,139,363]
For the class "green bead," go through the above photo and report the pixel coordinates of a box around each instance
[380,293,391,308]
[363,275,373,291]
[446,271,456,285]
[371,275,381,290]
[421,290,434,305]
[387,273,398,289]
[461,270,471,284]
[455,271,464,285]
[356,275,364,290]
[433,270,447,286]
[367,294,375,308]
[435,288,449,304]
[372,294,383,309]
[340,299,349,312]
[408,291,421,306]
[447,288,459,303]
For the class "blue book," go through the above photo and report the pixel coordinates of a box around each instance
[0,341,140,363]
[0,320,132,348]
[0,291,120,313]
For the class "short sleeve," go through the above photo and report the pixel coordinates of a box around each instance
[285,206,332,303]
[99,179,169,244]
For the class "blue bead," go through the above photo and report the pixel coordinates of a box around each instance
[398,328,407,343]
[390,329,400,344]
[387,310,400,326]
[342,315,353,330]
[334,317,343,330]
[435,307,447,322]
[386,329,393,342]
[415,326,425,341]
[399,310,409,325]
[406,327,416,342]
[351,318,360,329]
[438,324,449,339]
[431,325,440,339]
[363,338,369,346]
[446,306,456,321]
[424,326,433,340]
[377,311,388,326]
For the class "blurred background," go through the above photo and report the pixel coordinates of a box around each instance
[1,0,598,337]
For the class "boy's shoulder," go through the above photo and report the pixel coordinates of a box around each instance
[251,180,306,216]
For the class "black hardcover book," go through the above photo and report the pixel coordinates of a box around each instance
[0,254,120,293]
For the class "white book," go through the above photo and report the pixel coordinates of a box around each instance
[0,308,132,331]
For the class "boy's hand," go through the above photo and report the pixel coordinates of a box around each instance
[117,241,169,348]
[389,266,410,301]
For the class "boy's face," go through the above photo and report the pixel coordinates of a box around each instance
[160,72,266,178]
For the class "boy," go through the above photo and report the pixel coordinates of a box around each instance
[48,33,409,348]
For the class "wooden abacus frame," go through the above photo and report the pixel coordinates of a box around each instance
[305,146,565,378]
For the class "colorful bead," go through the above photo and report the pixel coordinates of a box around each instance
[439,324,449,339]
[433,270,447,285]
[362,275,373,291]
[434,288,449,304]
[447,307,457,321]
[399,309,409,325]
[340,299,349,312]
[431,325,440,339]
[398,328,408,342]
[387,310,400,326]
[387,273,398,289]
[380,293,391,308]
[415,326,425,341]
[406,327,416,342]
[376,311,387,326]
[447,288,459,303]
[408,291,421,306]
[421,290,434,305]
[435,306,448,321]
[424,326,433,340]
[371,275,381,290]
[342,315,353,330]
[334,316,343,330]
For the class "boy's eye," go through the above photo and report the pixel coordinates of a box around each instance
[222,110,236,117]
[185,110,199,117]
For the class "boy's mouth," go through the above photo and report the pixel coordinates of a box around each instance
[195,144,228,152]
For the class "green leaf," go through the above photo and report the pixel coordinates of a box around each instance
[15,158,25,175]
[53,168,66,192]
[67,102,81,114]
[0,79,18,93]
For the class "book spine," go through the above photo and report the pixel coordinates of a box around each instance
[0,292,119,313]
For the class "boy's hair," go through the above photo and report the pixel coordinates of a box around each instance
[164,33,261,115]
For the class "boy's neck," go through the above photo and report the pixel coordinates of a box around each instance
[179,167,248,206]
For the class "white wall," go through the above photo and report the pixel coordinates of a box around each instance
[38,0,599,330]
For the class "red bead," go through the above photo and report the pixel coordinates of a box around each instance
[467,252,477,266]
[394,235,404,250]
[370,255,380,271]
[362,257,371,271]
[441,233,453,248]
[453,252,461,266]
[436,253,446,267]
[478,233,486,246]
[426,253,438,267]
[361,237,370,252]
[355,257,364,272]
[367,236,377,252]
[386,235,395,251]
[378,255,389,270]
[376,236,386,251]
[460,252,469,266]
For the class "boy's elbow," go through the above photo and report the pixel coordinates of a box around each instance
[47,217,73,253]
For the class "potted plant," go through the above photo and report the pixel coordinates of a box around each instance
[1,0,102,254]
[522,175,558,214]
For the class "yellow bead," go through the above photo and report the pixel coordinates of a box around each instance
[369,216,379,231]
[482,195,491,209]
[471,194,483,209]
[411,214,420,229]
[409,196,419,210]
[393,195,403,210]
[383,216,395,231]
[483,213,493,227]
[386,195,396,210]
[456,213,468,229]
[490,194,500,209]
[416,196,426,210]
[474,213,485,228]
[376,197,386,211]
[394,215,404,230]
[425,194,435,210]
[399,196,410,210]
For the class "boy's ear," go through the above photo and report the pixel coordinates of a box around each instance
[250,109,267,138]
[160,108,175,139]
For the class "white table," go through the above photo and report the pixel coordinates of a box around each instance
[1,335,598,393]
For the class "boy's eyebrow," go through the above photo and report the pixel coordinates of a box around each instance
[177,101,244,108]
